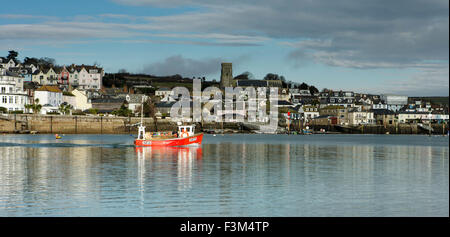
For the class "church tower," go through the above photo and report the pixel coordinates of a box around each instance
[220,62,233,88]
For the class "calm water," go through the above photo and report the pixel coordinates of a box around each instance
[0,134,448,217]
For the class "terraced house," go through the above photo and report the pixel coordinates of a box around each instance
[0,68,29,112]
[0,57,17,69]
[319,90,355,108]
[31,64,103,91]
[68,64,103,90]
[32,67,59,85]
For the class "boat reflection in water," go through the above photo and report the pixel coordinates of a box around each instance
[135,146,202,160]
[135,146,203,194]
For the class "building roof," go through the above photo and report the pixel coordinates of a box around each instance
[321,105,345,109]
[23,81,40,90]
[156,102,176,108]
[276,100,293,106]
[91,97,124,104]
[313,115,335,119]
[36,85,62,93]
[236,79,268,87]
[3,69,21,77]
[127,94,147,103]
[371,109,396,115]
[68,64,103,73]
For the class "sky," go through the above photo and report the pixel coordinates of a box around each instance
[0,0,448,96]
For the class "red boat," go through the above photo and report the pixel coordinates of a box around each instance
[134,124,203,147]
[133,98,203,147]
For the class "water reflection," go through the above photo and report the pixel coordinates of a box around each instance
[135,146,202,192]
[0,134,448,216]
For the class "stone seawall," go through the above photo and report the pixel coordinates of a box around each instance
[1,114,178,134]
[0,114,241,134]
[310,124,449,135]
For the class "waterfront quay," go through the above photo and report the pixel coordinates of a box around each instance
[1,114,448,135]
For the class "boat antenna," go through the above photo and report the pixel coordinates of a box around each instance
[140,96,145,126]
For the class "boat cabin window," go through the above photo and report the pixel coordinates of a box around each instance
[178,126,194,135]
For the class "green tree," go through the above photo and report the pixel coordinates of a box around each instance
[28,99,42,114]
[58,103,73,115]
[7,50,18,62]
[264,73,280,81]
[234,71,255,80]
[88,108,98,115]
[138,98,158,131]
[299,82,309,90]
[309,85,319,94]
[24,57,39,65]
[112,104,132,117]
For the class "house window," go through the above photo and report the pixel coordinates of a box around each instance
[1,87,5,93]
[2,96,6,103]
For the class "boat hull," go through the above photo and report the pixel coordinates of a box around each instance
[134,133,203,147]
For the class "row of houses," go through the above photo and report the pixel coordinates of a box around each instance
[1,58,104,91]
[149,84,448,125]
[296,105,448,127]
[30,64,103,90]
[2,58,448,123]
[1,66,148,115]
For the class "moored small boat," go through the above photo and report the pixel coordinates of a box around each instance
[133,98,203,147]
[134,124,203,147]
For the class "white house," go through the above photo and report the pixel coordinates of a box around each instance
[301,105,320,122]
[348,111,375,125]
[0,68,29,112]
[398,112,449,123]
[32,67,58,85]
[63,91,77,109]
[155,88,173,98]
[125,94,148,113]
[68,65,103,90]
[34,85,63,107]
[71,89,92,111]
[0,58,16,69]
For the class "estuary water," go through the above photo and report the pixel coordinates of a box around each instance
[0,134,448,217]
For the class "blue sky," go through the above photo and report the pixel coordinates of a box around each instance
[1,0,448,96]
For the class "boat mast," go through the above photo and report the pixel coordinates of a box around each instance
[137,96,146,139]
[141,96,144,126]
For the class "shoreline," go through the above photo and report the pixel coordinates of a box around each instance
[2,131,449,136]
[1,114,448,135]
